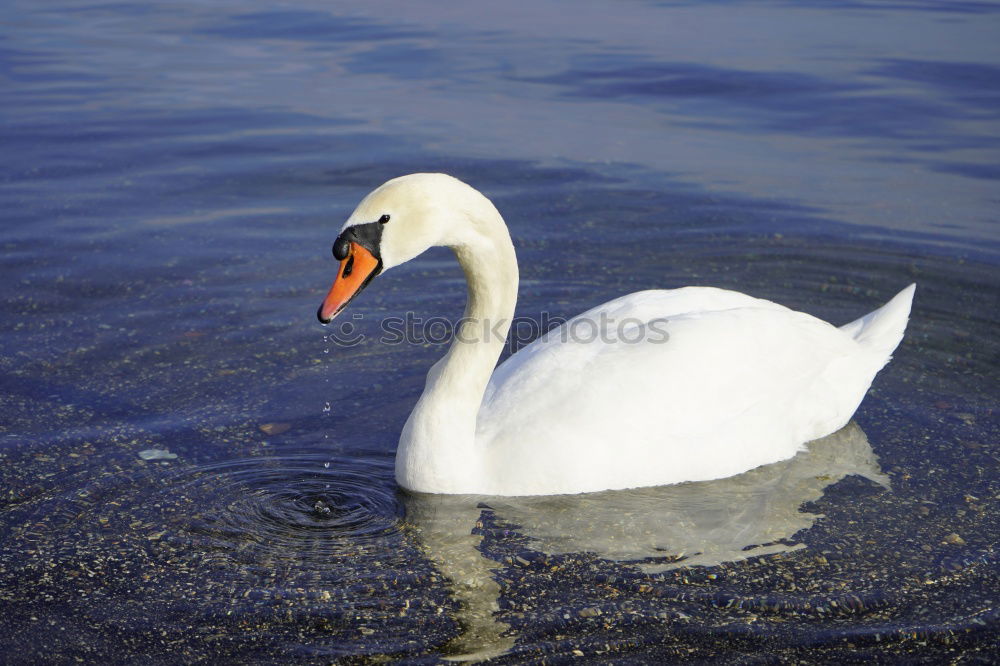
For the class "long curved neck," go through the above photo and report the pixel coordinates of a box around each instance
[396,206,518,494]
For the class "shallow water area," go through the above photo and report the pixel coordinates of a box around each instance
[2,0,999,662]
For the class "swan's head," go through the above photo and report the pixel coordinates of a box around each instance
[317,173,495,323]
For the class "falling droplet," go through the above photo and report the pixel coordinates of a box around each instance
[322,402,331,413]
[324,462,330,468]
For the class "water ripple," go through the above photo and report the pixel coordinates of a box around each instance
[0,451,457,660]
[172,456,404,567]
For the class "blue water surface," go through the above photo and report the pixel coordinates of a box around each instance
[1,0,998,662]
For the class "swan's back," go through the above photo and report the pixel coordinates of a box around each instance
[476,286,913,496]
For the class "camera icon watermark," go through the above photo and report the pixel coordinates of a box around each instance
[324,312,670,351]
[325,313,367,347]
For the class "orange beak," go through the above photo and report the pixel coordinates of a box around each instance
[317,242,381,323]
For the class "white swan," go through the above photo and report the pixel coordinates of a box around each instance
[318,173,914,496]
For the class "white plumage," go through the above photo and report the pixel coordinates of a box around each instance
[321,173,914,496]
[477,285,913,495]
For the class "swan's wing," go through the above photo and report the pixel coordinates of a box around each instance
[489,286,790,390]
[477,288,882,495]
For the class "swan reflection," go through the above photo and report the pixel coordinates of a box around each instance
[402,422,888,660]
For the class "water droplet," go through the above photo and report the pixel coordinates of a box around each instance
[324,462,330,468]
[312,499,332,517]
[322,402,331,413]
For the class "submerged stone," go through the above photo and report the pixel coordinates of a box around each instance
[137,449,178,461]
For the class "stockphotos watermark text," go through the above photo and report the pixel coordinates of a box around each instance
[323,312,670,350]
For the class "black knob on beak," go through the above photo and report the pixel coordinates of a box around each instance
[332,236,351,260]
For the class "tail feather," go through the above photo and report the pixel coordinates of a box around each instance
[839,283,915,360]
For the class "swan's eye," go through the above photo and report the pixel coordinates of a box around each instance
[332,237,351,260]
[378,214,390,225]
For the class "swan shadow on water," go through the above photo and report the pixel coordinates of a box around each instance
[401,421,888,661]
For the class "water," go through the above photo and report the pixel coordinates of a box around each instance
[1,0,997,661]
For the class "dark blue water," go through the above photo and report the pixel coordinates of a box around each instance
[1,0,998,662]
